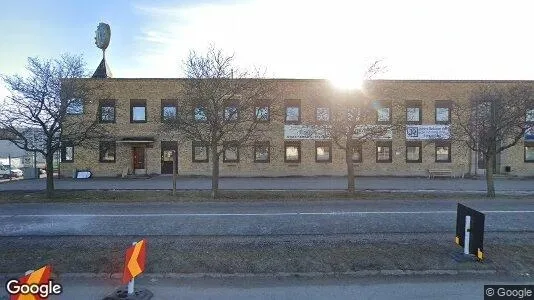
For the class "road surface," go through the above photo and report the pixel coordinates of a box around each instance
[1,199,534,236]
[1,274,530,300]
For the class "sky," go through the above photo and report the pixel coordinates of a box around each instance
[2,0,534,100]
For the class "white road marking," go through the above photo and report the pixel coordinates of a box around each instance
[0,210,534,217]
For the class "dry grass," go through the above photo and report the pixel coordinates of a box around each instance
[0,190,527,204]
[0,236,530,275]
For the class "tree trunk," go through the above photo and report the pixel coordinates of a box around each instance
[485,154,495,198]
[45,154,55,198]
[211,147,220,199]
[346,147,355,193]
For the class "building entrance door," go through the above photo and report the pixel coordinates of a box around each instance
[476,151,486,175]
[161,141,178,174]
[133,147,145,174]
[474,151,498,175]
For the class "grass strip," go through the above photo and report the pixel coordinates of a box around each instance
[1,236,532,276]
[0,190,531,203]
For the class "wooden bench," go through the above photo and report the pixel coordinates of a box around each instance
[428,169,453,179]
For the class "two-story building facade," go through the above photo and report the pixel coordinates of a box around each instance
[60,79,534,178]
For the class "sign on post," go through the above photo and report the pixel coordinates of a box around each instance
[455,203,485,260]
[122,239,147,285]
[103,239,152,299]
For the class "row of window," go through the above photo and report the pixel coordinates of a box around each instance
[194,141,450,163]
[61,141,534,164]
[93,99,272,124]
[69,98,534,126]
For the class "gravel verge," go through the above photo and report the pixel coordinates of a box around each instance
[1,233,533,277]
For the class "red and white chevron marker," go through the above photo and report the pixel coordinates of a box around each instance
[122,239,147,295]
[9,265,53,300]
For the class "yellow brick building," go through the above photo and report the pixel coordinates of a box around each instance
[60,79,534,178]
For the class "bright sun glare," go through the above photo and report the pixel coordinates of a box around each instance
[328,75,363,90]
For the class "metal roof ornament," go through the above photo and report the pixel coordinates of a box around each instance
[92,22,113,78]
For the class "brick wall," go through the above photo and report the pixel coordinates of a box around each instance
[61,79,534,177]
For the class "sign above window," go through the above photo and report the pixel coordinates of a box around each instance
[284,125,329,140]
[353,125,392,140]
[406,125,450,140]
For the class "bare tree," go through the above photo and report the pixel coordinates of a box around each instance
[163,45,279,198]
[324,61,398,193]
[0,54,109,198]
[452,84,534,198]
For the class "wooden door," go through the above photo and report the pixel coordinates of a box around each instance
[133,147,145,170]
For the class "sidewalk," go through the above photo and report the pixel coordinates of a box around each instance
[1,175,533,193]
[1,274,527,300]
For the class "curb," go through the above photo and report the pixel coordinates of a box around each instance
[2,188,534,195]
[0,269,498,280]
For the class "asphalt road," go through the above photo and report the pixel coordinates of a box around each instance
[1,275,530,300]
[1,199,534,236]
[1,176,534,192]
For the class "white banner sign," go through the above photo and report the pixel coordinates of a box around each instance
[406,125,450,140]
[284,125,393,140]
[353,125,392,140]
[284,125,330,140]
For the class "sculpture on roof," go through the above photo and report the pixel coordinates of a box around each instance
[92,22,112,78]
[95,22,111,52]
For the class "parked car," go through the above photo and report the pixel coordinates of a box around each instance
[0,165,9,179]
[10,168,23,178]
[0,165,23,178]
